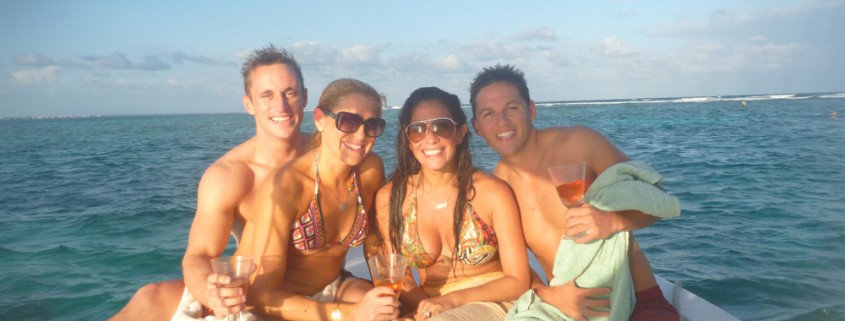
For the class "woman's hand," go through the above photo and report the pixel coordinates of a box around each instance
[414,294,460,320]
[353,287,400,321]
[536,281,610,321]
[205,273,247,318]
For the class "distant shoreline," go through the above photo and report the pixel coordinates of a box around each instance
[3,91,843,120]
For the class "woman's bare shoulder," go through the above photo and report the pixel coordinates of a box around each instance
[472,170,515,199]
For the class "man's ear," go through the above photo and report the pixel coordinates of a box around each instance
[243,95,255,115]
[471,117,481,135]
[528,100,537,121]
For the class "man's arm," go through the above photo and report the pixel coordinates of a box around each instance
[563,126,663,243]
[182,163,246,307]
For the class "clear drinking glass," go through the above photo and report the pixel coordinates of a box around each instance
[548,162,587,239]
[210,255,254,321]
[367,253,407,298]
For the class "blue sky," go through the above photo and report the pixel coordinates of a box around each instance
[1,0,844,117]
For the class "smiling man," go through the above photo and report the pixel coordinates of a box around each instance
[469,64,679,321]
[110,45,311,321]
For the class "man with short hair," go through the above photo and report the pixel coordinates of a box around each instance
[111,44,311,321]
[469,64,679,321]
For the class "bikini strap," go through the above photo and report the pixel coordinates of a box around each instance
[313,151,320,196]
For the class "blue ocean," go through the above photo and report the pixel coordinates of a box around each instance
[1,93,843,321]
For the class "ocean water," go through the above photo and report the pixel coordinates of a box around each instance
[1,93,843,321]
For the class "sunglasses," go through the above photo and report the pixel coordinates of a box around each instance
[405,117,459,143]
[320,107,386,137]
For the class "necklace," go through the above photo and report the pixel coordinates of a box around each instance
[415,175,451,211]
[318,174,353,211]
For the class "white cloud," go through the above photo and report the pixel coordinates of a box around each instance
[338,45,381,67]
[10,66,61,85]
[457,40,527,62]
[387,53,432,71]
[667,40,805,73]
[510,27,558,42]
[433,54,462,71]
[746,35,770,43]
[292,41,338,66]
[170,52,228,66]
[135,55,172,71]
[15,53,55,66]
[165,77,207,88]
[235,50,251,61]
[96,52,134,69]
[592,36,640,57]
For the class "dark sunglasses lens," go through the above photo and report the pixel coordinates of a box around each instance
[336,112,364,133]
[364,118,386,137]
[406,123,427,142]
[431,119,456,139]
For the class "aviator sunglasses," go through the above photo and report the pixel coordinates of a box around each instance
[320,107,386,137]
[405,117,459,143]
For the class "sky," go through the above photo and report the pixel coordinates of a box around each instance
[1,0,844,117]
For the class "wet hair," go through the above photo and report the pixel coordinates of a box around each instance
[468,64,531,118]
[387,87,476,270]
[312,78,383,146]
[240,44,304,95]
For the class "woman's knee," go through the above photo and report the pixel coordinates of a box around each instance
[337,277,373,303]
[134,280,184,306]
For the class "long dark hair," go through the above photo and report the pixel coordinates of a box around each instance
[387,87,476,267]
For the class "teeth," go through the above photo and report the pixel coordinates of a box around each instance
[344,142,362,150]
[497,130,515,139]
[270,116,291,122]
[423,149,443,156]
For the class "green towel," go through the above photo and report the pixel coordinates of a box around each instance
[505,161,680,321]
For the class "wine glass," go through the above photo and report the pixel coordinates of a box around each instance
[548,162,586,239]
[368,253,407,298]
[210,255,254,321]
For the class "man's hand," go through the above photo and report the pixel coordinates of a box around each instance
[563,204,620,243]
[536,281,610,321]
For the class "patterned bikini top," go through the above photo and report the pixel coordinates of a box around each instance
[399,186,498,268]
[289,154,368,251]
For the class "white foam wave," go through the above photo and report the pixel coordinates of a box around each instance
[818,93,845,99]
[537,93,817,108]
[5,114,106,120]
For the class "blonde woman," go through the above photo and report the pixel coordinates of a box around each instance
[238,78,398,320]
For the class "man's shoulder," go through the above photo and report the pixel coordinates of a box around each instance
[538,125,603,143]
[200,141,259,187]
[537,125,609,156]
[491,161,511,179]
[206,154,252,179]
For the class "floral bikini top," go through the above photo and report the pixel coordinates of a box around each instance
[289,154,368,251]
[399,187,498,268]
